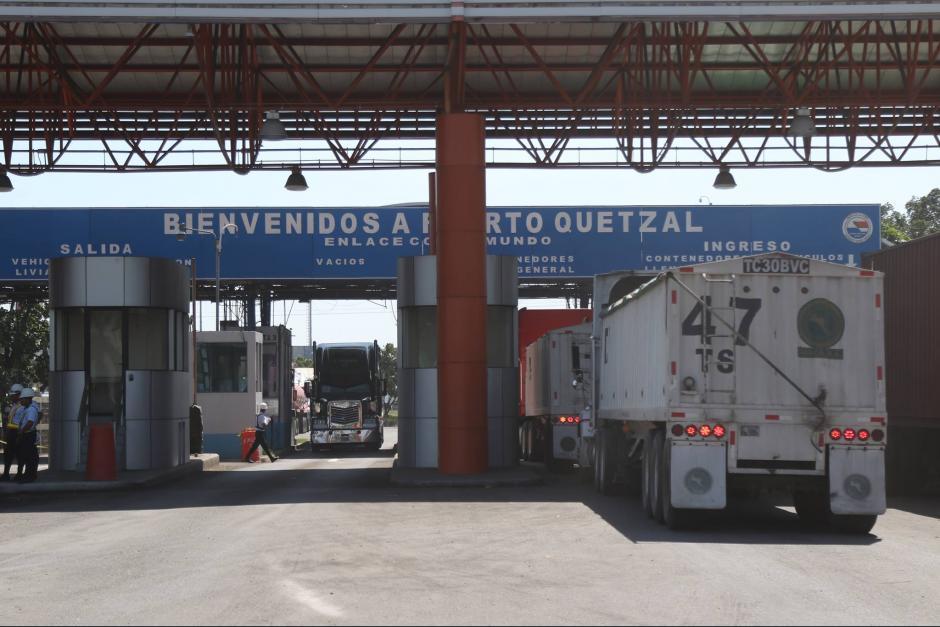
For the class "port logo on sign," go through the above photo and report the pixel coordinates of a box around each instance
[843,212,874,244]
[797,298,845,359]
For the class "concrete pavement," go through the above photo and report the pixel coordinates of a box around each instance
[0,427,937,625]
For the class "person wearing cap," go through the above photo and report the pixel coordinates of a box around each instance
[2,384,23,481]
[14,388,40,482]
[244,402,278,463]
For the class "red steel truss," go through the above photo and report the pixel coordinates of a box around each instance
[1,19,939,173]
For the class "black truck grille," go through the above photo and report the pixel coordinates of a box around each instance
[329,402,361,426]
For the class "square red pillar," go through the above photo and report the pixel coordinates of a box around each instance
[435,113,488,474]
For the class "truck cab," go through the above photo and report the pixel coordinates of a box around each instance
[309,340,386,451]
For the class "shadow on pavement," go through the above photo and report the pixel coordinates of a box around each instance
[887,496,940,520]
[0,451,883,547]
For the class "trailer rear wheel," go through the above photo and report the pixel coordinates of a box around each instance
[660,434,697,529]
[830,514,878,535]
[641,432,654,518]
[595,430,616,495]
[649,430,664,523]
[793,491,829,526]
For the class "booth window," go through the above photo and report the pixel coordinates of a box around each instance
[401,306,437,368]
[262,341,278,397]
[198,343,248,393]
[128,309,169,370]
[487,306,514,368]
[53,309,85,371]
[175,311,187,371]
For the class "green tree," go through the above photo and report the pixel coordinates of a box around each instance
[880,188,940,244]
[0,301,49,394]
[880,202,910,244]
[294,355,313,368]
[903,188,940,240]
[379,343,398,400]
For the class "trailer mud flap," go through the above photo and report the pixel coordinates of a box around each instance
[829,447,886,515]
[670,442,727,509]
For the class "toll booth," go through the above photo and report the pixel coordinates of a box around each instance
[48,256,192,472]
[196,330,263,459]
[397,255,518,468]
[256,325,294,451]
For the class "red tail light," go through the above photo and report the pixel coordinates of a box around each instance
[829,428,842,441]
[872,429,885,442]
[858,429,870,442]
[685,425,697,437]
[574,416,581,424]
[713,424,726,438]
[844,428,857,441]
[671,424,684,437]
[699,424,712,437]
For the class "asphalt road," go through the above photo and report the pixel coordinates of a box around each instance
[1,427,937,626]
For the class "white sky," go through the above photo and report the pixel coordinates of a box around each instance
[2,163,936,347]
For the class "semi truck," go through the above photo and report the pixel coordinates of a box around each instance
[518,308,592,416]
[309,340,386,451]
[520,323,593,469]
[590,253,887,533]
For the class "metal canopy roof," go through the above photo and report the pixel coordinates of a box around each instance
[0,9,938,174]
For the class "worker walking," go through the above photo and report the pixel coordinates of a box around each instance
[244,402,278,463]
[2,384,23,481]
[15,388,40,482]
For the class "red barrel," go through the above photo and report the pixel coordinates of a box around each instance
[241,428,259,462]
[86,423,117,481]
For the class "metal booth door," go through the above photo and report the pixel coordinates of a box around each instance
[87,310,125,462]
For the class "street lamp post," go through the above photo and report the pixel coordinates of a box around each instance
[177,223,239,331]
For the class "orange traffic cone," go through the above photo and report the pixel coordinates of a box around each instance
[86,423,117,481]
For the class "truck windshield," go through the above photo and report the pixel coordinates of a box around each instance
[319,348,371,399]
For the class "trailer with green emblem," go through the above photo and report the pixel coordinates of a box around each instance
[591,253,886,533]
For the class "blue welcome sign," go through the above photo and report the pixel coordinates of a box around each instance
[0,204,879,281]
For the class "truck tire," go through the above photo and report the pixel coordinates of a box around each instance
[595,430,616,495]
[544,423,557,471]
[793,491,829,526]
[595,431,606,492]
[641,432,655,518]
[660,434,695,529]
[649,430,664,523]
[829,514,878,535]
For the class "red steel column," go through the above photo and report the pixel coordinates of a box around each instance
[436,113,487,474]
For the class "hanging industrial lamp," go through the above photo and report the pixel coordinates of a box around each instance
[0,170,13,192]
[285,167,308,191]
[713,165,736,190]
[261,111,287,141]
[788,107,816,138]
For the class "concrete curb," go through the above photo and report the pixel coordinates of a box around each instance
[0,454,220,496]
[390,465,542,488]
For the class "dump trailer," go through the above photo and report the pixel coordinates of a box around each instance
[521,323,593,468]
[518,308,592,416]
[592,253,887,533]
[310,340,386,450]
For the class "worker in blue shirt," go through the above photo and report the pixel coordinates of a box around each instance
[2,384,22,481]
[244,402,278,463]
[14,388,40,482]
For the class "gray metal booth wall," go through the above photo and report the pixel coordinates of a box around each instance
[48,256,192,472]
[397,255,518,468]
